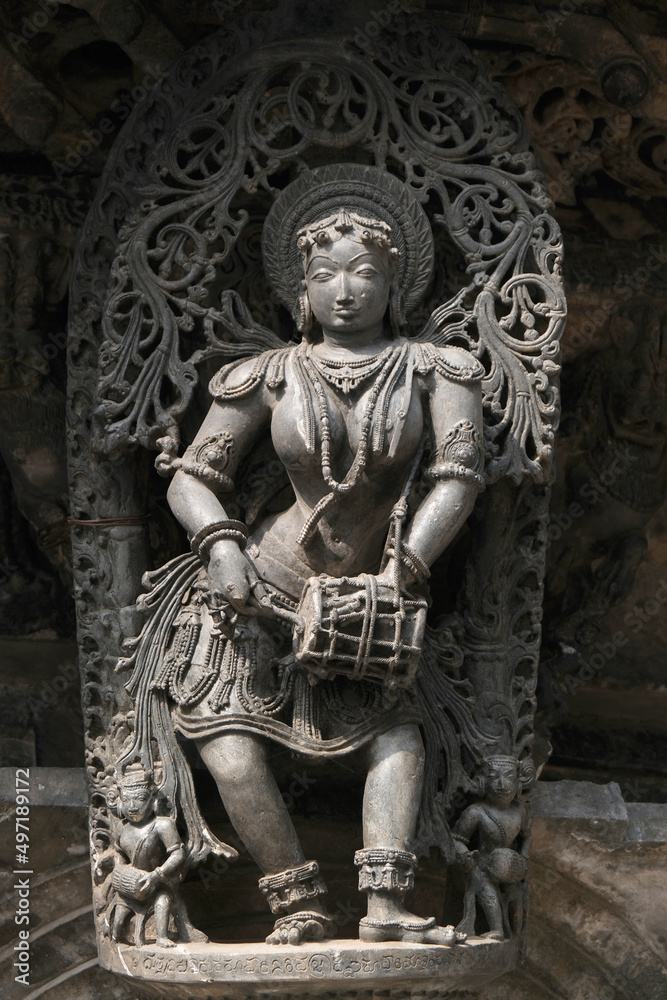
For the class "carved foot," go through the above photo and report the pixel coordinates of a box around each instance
[183,926,209,944]
[175,898,209,943]
[266,910,336,945]
[155,937,176,948]
[359,916,466,946]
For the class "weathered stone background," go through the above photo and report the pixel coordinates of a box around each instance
[0,1,665,998]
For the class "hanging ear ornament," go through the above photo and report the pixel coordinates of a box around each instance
[296,280,312,336]
[389,283,406,339]
[262,164,434,323]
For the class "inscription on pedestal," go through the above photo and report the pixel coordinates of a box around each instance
[104,938,516,994]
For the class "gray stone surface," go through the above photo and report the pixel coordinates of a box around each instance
[531,779,628,843]
[0,766,87,806]
[625,802,667,843]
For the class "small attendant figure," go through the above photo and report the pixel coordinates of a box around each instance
[453,755,530,940]
[103,765,205,948]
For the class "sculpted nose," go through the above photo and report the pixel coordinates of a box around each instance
[336,272,353,303]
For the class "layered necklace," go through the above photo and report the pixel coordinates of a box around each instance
[294,342,410,546]
[307,345,393,395]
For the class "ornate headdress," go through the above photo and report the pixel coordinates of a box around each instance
[262,164,435,323]
[296,209,399,267]
[117,763,155,791]
[478,754,535,794]
[483,755,520,771]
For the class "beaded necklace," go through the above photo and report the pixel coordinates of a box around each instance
[308,347,393,394]
[296,345,402,546]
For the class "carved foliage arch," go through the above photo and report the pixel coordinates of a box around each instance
[67,14,563,893]
[76,17,564,487]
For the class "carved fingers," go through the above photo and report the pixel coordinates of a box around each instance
[207,540,258,613]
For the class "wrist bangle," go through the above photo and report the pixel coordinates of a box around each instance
[189,519,248,560]
[385,541,431,584]
[199,528,248,561]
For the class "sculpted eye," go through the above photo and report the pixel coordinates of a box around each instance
[356,266,378,277]
[310,269,334,281]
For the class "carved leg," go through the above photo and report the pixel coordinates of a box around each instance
[135,912,147,947]
[175,895,209,943]
[477,876,505,940]
[362,724,424,851]
[358,725,464,946]
[197,730,333,943]
[111,901,132,944]
[197,731,305,872]
[456,873,479,938]
[153,890,175,948]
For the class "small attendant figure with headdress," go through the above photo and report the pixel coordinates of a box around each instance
[452,756,531,940]
[104,765,204,948]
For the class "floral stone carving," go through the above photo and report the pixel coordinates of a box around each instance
[67,11,564,995]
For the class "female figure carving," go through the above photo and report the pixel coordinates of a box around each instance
[125,167,486,947]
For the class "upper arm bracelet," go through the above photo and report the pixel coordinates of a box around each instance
[428,419,485,491]
[426,462,485,490]
[155,432,236,491]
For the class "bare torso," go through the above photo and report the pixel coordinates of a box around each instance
[251,351,425,591]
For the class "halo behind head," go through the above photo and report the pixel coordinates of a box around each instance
[262,164,434,317]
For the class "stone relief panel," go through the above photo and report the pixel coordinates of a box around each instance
[65,12,564,991]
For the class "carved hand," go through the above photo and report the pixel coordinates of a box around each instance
[137,870,160,895]
[374,559,417,591]
[454,840,479,872]
[207,538,261,613]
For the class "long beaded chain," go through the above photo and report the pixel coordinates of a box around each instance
[296,347,399,546]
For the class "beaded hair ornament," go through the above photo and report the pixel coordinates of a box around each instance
[261,163,435,332]
[296,210,398,259]
[295,209,403,339]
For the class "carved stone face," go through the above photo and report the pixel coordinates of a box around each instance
[304,236,391,337]
[484,762,519,805]
[120,786,155,823]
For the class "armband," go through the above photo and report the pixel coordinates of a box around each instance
[427,420,485,491]
[426,463,485,489]
[155,433,235,491]
[385,540,431,585]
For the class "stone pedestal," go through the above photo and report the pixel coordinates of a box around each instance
[101,938,517,998]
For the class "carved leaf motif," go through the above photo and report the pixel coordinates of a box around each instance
[87,25,563,485]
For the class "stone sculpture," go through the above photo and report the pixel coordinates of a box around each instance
[66,16,565,991]
[98,765,206,949]
[122,172,487,947]
[453,755,530,940]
